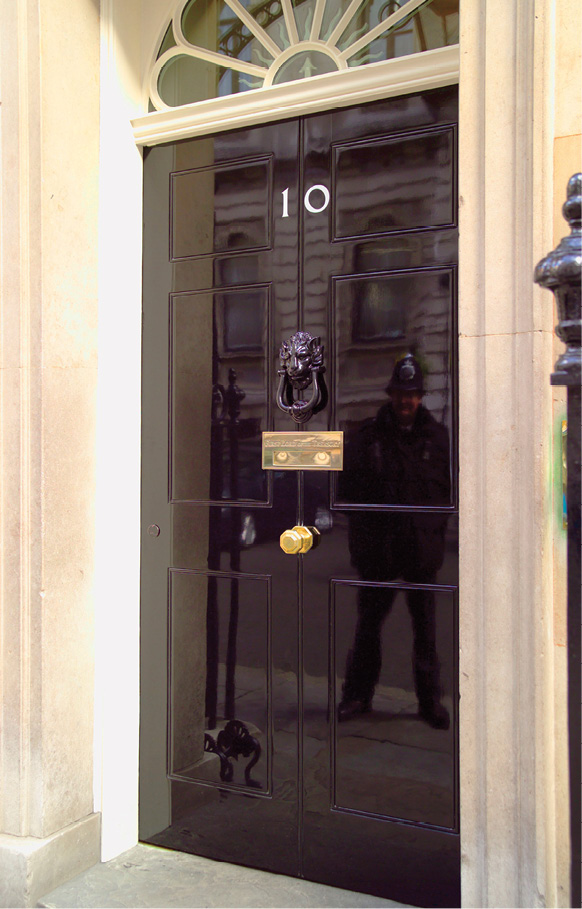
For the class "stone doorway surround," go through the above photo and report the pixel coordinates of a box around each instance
[0,0,577,906]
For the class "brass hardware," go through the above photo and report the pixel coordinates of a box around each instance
[279,525,320,555]
[262,431,343,470]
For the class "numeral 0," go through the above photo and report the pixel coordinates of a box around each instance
[281,184,330,218]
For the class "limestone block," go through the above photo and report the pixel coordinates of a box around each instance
[554,0,582,141]
[0,814,100,909]
[553,136,582,248]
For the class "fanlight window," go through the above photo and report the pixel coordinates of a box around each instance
[150,0,459,110]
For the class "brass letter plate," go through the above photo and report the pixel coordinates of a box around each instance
[262,431,343,470]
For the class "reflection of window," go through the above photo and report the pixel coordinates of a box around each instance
[222,292,263,351]
[171,160,270,259]
[353,282,406,342]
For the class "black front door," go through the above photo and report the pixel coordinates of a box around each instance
[140,88,459,907]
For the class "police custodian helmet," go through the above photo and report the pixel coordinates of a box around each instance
[386,354,424,394]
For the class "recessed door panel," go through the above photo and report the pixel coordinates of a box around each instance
[333,128,456,239]
[170,287,270,504]
[332,583,456,828]
[171,157,272,259]
[141,89,459,907]
[169,570,270,792]
[334,267,455,510]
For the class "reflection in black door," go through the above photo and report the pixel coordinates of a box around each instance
[140,88,459,907]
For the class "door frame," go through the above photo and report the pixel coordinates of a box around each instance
[96,1,561,905]
[132,45,459,146]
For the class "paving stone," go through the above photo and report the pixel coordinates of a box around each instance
[37,844,411,908]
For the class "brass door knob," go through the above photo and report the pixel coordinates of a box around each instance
[279,525,320,555]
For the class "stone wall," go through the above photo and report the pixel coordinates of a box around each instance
[0,0,101,904]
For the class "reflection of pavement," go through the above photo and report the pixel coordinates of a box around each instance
[177,664,453,829]
[237,527,457,696]
[167,521,457,873]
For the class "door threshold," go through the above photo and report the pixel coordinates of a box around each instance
[38,843,413,908]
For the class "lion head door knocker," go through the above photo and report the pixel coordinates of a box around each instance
[276,331,328,424]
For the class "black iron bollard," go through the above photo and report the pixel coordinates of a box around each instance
[535,173,581,907]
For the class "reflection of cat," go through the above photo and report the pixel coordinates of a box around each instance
[277,331,327,424]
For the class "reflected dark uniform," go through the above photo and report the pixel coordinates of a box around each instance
[339,355,450,728]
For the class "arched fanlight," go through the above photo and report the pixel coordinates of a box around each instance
[149,0,459,111]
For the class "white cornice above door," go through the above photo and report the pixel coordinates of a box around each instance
[132,44,459,146]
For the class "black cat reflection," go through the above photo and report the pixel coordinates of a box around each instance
[338,355,450,729]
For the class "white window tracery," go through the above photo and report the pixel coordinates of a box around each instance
[148,0,459,111]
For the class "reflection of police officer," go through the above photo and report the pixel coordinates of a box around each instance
[338,355,450,729]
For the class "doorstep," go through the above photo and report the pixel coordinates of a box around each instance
[37,843,411,908]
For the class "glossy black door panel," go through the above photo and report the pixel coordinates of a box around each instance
[333,267,455,510]
[168,570,271,791]
[171,157,272,260]
[141,88,459,906]
[302,818,459,909]
[170,287,270,504]
[333,128,455,239]
[330,90,459,142]
[331,584,456,827]
[349,229,458,273]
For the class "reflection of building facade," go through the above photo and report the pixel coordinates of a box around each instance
[0,0,580,906]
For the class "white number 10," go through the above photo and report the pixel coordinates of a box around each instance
[281,184,330,218]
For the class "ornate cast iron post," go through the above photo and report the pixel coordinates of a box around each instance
[535,173,581,907]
